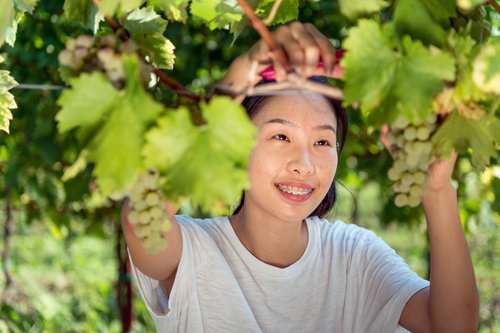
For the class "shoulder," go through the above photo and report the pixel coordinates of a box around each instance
[174,215,229,249]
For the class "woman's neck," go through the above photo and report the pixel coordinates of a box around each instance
[229,209,308,268]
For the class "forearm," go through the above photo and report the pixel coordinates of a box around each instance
[422,184,479,332]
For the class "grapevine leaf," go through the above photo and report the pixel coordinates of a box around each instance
[190,0,244,30]
[161,96,256,213]
[393,0,454,46]
[88,55,163,197]
[0,60,18,134]
[13,0,40,13]
[122,7,176,69]
[0,0,15,47]
[338,0,388,20]
[342,21,397,116]
[56,72,120,133]
[256,0,299,25]
[63,0,101,32]
[448,33,486,102]
[143,106,197,170]
[432,112,500,169]
[472,38,500,95]
[342,20,455,125]
[148,0,189,22]
[98,0,143,16]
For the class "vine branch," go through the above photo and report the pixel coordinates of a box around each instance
[1,188,14,290]
[236,0,291,71]
[487,0,500,14]
[91,0,200,101]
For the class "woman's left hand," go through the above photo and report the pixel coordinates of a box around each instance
[424,151,457,194]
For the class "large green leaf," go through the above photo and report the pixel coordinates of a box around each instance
[122,7,176,69]
[88,55,163,196]
[0,58,18,134]
[14,0,40,13]
[144,96,256,213]
[56,72,120,133]
[0,0,16,47]
[63,0,101,32]
[342,20,455,124]
[143,106,197,170]
[98,0,143,16]
[432,112,500,170]
[190,0,244,30]
[338,0,387,20]
[393,0,455,46]
[148,0,189,22]
[256,0,299,25]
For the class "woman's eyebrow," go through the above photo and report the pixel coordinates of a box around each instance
[314,124,337,133]
[264,118,297,127]
[263,118,336,133]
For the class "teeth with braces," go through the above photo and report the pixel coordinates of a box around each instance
[277,184,312,195]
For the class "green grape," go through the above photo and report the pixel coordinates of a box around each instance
[416,126,430,140]
[395,194,409,207]
[403,127,417,141]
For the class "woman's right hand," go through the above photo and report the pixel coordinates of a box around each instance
[221,22,341,87]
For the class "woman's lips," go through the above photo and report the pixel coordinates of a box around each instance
[275,183,314,202]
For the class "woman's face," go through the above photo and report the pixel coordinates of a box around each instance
[242,93,338,223]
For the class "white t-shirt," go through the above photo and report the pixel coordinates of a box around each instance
[131,215,429,333]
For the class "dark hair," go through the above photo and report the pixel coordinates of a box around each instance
[233,77,348,218]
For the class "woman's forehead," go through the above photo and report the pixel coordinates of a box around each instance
[252,94,337,126]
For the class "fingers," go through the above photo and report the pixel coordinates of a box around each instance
[248,22,337,81]
[304,23,337,76]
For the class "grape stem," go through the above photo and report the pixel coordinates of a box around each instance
[487,0,500,14]
[91,0,200,102]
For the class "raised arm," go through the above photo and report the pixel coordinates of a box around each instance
[399,152,479,332]
[122,200,183,282]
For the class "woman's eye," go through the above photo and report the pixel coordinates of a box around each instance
[273,134,289,141]
[315,140,331,147]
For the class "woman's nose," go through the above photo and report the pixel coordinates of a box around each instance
[287,148,314,176]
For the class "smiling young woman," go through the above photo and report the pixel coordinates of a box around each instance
[123,22,479,333]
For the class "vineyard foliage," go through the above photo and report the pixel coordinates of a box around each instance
[0,0,499,233]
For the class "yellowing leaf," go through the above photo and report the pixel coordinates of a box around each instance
[0,65,18,134]
[98,0,142,16]
[0,0,15,47]
[338,0,387,20]
[473,38,500,95]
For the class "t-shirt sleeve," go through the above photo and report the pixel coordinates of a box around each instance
[354,229,429,332]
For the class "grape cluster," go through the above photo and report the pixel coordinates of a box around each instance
[386,114,437,207]
[127,170,171,253]
[58,34,142,85]
[58,35,94,70]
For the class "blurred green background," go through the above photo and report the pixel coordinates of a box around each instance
[0,1,498,332]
